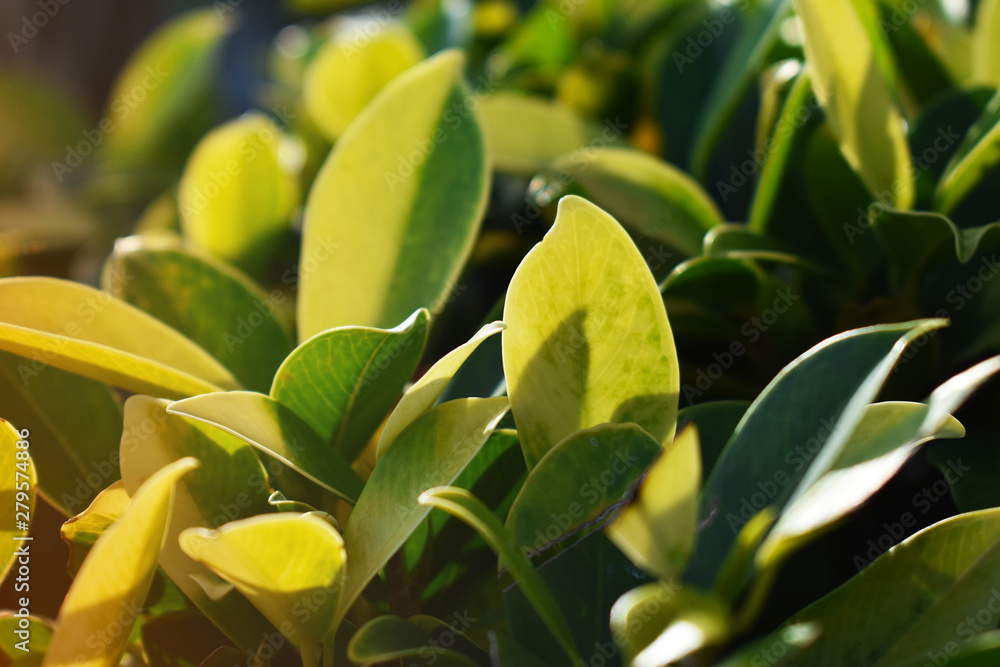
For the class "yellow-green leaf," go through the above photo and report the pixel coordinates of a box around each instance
[303,23,424,142]
[180,513,345,651]
[0,419,35,580]
[478,92,613,176]
[0,277,238,399]
[376,320,505,459]
[606,425,700,580]
[60,481,130,577]
[0,612,53,667]
[119,396,275,650]
[44,457,198,667]
[792,0,914,209]
[502,195,680,467]
[298,49,489,337]
[975,0,1000,86]
[179,113,300,274]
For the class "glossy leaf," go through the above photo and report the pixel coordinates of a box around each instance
[347,615,484,666]
[478,92,610,175]
[503,195,680,468]
[168,391,364,503]
[119,396,275,650]
[377,320,504,459]
[934,90,1000,215]
[792,0,914,209]
[0,419,35,579]
[775,507,1000,665]
[335,397,509,628]
[542,148,722,256]
[419,486,580,663]
[103,236,294,393]
[505,423,661,558]
[303,23,424,142]
[298,49,488,336]
[178,112,299,274]
[271,309,429,462]
[0,351,122,516]
[607,425,701,580]
[45,457,198,667]
[0,277,239,399]
[60,481,130,577]
[180,513,345,651]
[689,319,947,586]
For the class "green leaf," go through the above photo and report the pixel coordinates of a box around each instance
[60,481,130,577]
[180,513,345,652]
[0,419,35,579]
[0,612,52,666]
[505,423,661,558]
[748,69,815,232]
[271,309,429,462]
[477,92,611,176]
[347,615,484,666]
[934,90,1000,215]
[792,0,914,209]
[690,0,790,181]
[610,583,729,666]
[0,277,239,399]
[418,486,580,664]
[677,401,750,478]
[606,425,701,580]
[100,9,231,172]
[45,457,198,667]
[689,319,947,587]
[503,195,680,468]
[303,23,424,142]
[975,0,1000,87]
[178,112,300,274]
[168,391,364,503]
[0,351,122,516]
[775,507,1000,666]
[540,148,722,256]
[377,320,504,460]
[298,49,488,337]
[119,396,275,651]
[103,236,294,393]
[334,397,509,629]
[871,206,1000,291]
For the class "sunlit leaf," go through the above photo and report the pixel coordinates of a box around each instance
[60,481,130,577]
[0,419,35,580]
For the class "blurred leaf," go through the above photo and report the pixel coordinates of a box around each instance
[119,396,275,651]
[793,0,914,209]
[541,148,722,256]
[103,236,294,393]
[299,49,488,337]
[0,277,239,399]
[505,423,661,557]
[169,391,364,503]
[347,615,485,666]
[334,397,509,628]
[0,352,122,517]
[378,320,504,459]
[419,486,580,664]
[688,319,947,587]
[478,92,612,176]
[304,23,424,142]
[0,612,52,666]
[45,458,197,667]
[178,112,299,274]
[975,0,1000,86]
[934,90,1000,216]
[607,425,701,580]
[60,481,129,577]
[101,9,232,174]
[271,309,429,463]
[503,195,679,468]
[181,513,345,650]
